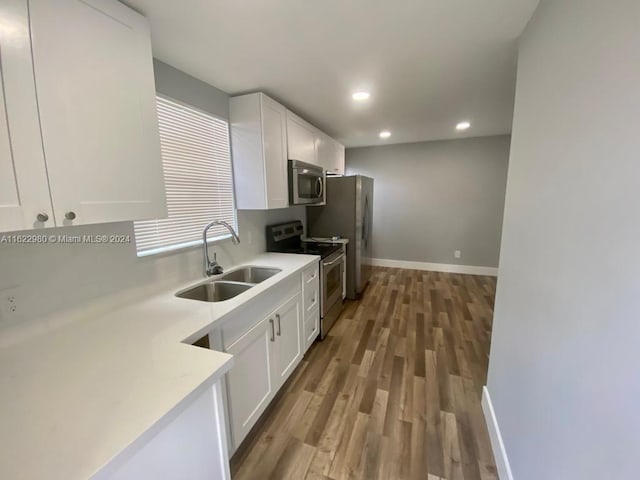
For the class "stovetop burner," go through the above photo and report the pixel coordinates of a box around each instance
[266,221,341,259]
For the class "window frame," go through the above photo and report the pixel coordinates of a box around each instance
[134,93,238,258]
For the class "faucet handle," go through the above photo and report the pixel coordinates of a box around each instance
[208,252,224,275]
[211,265,224,275]
[205,262,224,276]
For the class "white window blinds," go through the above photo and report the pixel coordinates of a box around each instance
[134,96,237,257]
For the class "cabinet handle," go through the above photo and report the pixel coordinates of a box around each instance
[269,318,275,342]
[36,213,49,222]
[65,211,77,220]
[276,314,281,336]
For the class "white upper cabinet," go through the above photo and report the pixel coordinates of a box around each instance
[0,0,166,232]
[286,110,318,166]
[316,131,345,176]
[331,141,346,176]
[230,93,288,210]
[0,0,56,231]
[0,61,25,232]
[230,92,344,209]
[29,0,166,226]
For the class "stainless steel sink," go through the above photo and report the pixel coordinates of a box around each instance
[176,281,253,302]
[219,266,281,284]
[176,266,281,303]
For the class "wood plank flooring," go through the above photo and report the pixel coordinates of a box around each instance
[231,266,498,480]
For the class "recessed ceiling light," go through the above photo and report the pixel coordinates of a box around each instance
[352,91,370,101]
[456,121,471,131]
[379,130,391,139]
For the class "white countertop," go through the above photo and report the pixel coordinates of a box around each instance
[0,252,318,480]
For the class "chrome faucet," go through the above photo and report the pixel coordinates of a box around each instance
[203,220,240,277]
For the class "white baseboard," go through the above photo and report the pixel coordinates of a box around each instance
[482,386,514,480]
[367,258,498,276]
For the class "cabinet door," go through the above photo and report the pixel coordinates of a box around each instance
[273,294,302,388]
[325,138,345,176]
[0,0,54,231]
[0,61,23,232]
[286,112,317,166]
[315,132,331,172]
[261,96,289,209]
[316,133,345,176]
[101,383,231,480]
[304,306,320,352]
[225,317,276,449]
[29,0,166,226]
[333,141,345,176]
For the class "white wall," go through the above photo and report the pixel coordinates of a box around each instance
[0,208,303,340]
[0,61,305,345]
[486,0,640,478]
[346,136,510,268]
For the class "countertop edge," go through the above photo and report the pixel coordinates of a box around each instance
[0,252,320,480]
[91,349,234,479]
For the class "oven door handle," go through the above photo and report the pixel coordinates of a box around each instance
[323,255,344,267]
[315,177,324,198]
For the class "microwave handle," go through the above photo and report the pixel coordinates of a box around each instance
[315,177,323,198]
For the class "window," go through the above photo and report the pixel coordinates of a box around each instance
[134,95,237,257]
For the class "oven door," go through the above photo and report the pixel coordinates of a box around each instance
[289,160,325,205]
[322,252,344,317]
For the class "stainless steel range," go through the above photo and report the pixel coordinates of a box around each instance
[266,221,345,339]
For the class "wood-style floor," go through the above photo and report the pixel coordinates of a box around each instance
[230,266,498,480]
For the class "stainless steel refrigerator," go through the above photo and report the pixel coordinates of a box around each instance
[307,175,373,299]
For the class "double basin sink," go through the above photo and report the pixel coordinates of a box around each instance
[176,266,282,302]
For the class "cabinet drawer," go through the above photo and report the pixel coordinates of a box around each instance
[220,274,299,349]
[302,261,319,313]
[304,283,319,313]
[302,262,319,284]
[304,306,319,349]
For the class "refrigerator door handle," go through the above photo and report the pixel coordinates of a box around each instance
[362,196,369,245]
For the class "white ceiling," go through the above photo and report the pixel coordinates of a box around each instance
[124,0,539,147]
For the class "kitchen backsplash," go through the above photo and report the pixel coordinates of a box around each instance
[0,207,305,345]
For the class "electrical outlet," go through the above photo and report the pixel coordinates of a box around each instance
[454,250,461,259]
[1,286,21,323]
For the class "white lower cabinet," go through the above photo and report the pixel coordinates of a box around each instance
[302,262,321,351]
[225,316,276,447]
[98,382,230,480]
[223,289,303,452]
[219,262,323,453]
[304,305,320,352]
[273,294,302,386]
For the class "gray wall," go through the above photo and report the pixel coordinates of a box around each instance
[153,60,229,119]
[346,136,510,267]
[486,0,640,478]
[0,61,305,346]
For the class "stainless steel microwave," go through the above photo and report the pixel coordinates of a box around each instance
[288,160,325,205]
